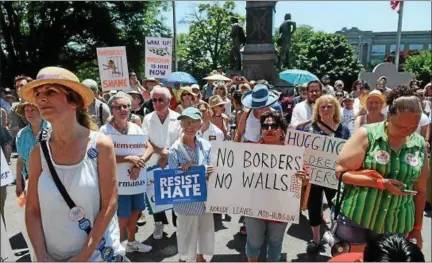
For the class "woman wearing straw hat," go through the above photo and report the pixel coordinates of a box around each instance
[21,66,126,261]
[354,90,386,132]
[208,95,229,140]
[175,86,198,114]
[212,83,232,116]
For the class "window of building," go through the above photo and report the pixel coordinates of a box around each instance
[390,44,405,52]
[408,44,424,51]
[371,45,386,62]
[429,44,432,50]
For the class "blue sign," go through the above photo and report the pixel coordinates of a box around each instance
[154,165,207,205]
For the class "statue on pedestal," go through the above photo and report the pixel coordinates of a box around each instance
[230,17,246,71]
[277,14,296,70]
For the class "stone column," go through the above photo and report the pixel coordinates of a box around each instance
[241,1,279,85]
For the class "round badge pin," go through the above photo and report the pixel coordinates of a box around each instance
[87,148,99,159]
[69,206,85,222]
[79,218,91,231]
[101,247,114,261]
[96,237,106,250]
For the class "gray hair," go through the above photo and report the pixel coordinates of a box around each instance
[107,91,132,109]
[388,96,422,115]
[150,86,172,100]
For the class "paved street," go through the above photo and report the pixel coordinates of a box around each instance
[3,156,431,262]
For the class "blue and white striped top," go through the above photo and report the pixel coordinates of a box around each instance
[168,137,212,216]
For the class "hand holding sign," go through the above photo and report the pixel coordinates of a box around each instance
[125,155,146,168]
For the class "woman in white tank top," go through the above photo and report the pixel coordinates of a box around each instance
[21,67,125,262]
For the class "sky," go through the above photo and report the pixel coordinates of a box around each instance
[162,1,431,34]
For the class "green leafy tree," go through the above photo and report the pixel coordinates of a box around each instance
[0,1,171,86]
[405,51,432,87]
[295,32,364,89]
[177,1,244,83]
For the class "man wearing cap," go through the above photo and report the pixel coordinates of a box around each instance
[82,79,111,128]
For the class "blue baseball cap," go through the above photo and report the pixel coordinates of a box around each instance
[177,107,202,121]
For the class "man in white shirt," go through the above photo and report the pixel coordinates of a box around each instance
[142,86,182,240]
[290,80,323,129]
[321,75,334,95]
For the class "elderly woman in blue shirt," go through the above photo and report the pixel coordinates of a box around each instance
[15,102,49,198]
[167,107,215,262]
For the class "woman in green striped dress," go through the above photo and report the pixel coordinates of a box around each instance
[335,86,429,253]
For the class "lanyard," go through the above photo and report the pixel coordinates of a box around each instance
[39,132,117,262]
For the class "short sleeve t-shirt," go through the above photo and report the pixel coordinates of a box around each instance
[197,123,224,142]
[290,101,313,128]
[340,108,356,136]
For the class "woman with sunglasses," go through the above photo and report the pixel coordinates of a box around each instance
[22,67,126,261]
[245,111,289,262]
[213,83,232,116]
[350,80,363,99]
[100,92,153,254]
[176,86,198,114]
[208,95,229,140]
[297,94,350,254]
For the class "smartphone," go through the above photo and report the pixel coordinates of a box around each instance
[402,189,418,195]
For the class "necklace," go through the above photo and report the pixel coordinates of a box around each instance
[111,120,128,134]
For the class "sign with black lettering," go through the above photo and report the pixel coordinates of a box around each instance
[285,130,347,190]
[110,134,147,195]
[1,149,13,187]
[206,141,304,223]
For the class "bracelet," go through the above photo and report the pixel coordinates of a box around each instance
[413,225,422,231]
[376,179,385,190]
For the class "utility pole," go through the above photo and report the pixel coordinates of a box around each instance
[394,1,404,70]
[172,1,178,72]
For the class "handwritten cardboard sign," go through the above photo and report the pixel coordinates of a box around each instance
[154,165,207,205]
[110,134,147,195]
[145,37,172,78]
[145,165,173,214]
[1,149,14,187]
[285,130,347,190]
[207,141,304,223]
[97,46,130,91]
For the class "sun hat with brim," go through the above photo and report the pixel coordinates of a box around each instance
[143,78,160,85]
[360,89,386,109]
[241,84,279,109]
[176,86,198,102]
[16,102,38,117]
[127,90,144,101]
[177,107,202,121]
[208,95,227,108]
[19,66,94,108]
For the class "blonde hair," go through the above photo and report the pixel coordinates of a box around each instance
[197,101,213,117]
[212,83,227,97]
[312,95,342,124]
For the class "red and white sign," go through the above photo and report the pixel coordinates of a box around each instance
[97,46,130,91]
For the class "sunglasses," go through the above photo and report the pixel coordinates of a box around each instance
[152,98,166,103]
[182,93,192,97]
[262,124,279,130]
[112,104,130,110]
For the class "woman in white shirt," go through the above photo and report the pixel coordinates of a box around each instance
[196,102,225,142]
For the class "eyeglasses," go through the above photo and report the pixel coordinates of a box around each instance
[216,87,225,90]
[182,93,192,97]
[262,124,279,130]
[152,98,166,103]
[335,94,344,97]
[309,90,321,94]
[112,105,130,110]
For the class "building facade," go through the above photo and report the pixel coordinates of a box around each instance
[336,27,431,69]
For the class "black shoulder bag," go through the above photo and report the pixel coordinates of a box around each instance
[39,129,127,262]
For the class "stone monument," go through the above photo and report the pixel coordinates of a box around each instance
[277,13,296,70]
[241,1,279,85]
[229,17,246,71]
[359,62,414,89]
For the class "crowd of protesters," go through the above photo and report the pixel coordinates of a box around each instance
[0,65,430,262]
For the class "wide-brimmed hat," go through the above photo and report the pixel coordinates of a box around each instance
[176,86,198,102]
[19,66,94,108]
[241,84,278,109]
[127,90,144,102]
[360,89,386,109]
[208,95,227,108]
[16,102,38,117]
[143,77,160,85]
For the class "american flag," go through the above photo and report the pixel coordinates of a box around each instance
[391,1,401,13]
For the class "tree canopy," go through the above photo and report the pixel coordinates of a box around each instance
[0,1,171,86]
[404,51,432,87]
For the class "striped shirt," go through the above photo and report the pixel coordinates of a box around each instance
[168,137,212,216]
[340,121,425,234]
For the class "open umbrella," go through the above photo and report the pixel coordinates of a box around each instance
[159,72,197,85]
[279,69,318,86]
[203,74,231,81]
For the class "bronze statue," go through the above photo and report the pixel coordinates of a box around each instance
[277,13,296,69]
[230,17,246,71]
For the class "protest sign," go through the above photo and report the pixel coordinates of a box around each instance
[154,165,207,205]
[145,37,172,78]
[207,142,304,223]
[285,130,347,190]
[145,165,173,214]
[1,216,13,262]
[97,46,130,91]
[110,134,147,195]
[1,149,14,187]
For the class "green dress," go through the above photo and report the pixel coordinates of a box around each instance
[340,121,425,234]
